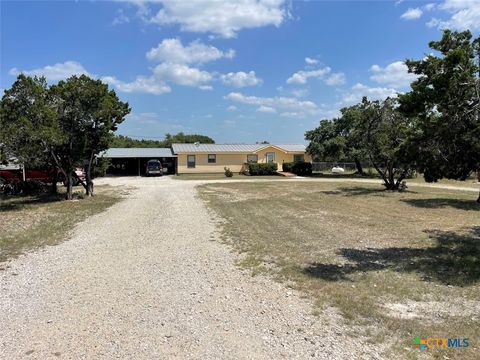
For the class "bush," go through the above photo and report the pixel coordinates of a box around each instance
[282,162,312,176]
[93,158,111,178]
[224,167,233,177]
[282,162,294,173]
[248,162,278,175]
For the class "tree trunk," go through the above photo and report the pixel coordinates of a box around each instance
[369,155,390,188]
[477,170,480,203]
[85,151,94,197]
[50,167,58,195]
[387,163,396,190]
[354,158,364,175]
[66,172,73,200]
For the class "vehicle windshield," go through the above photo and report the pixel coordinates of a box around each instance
[147,161,161,169]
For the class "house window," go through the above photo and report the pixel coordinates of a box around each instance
[208,154,216,163]
[266,152,275,163]
[294,154,305,162]
[247,154,258,163]
[187,155,196,168]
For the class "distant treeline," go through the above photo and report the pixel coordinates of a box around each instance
[111,132,215,148]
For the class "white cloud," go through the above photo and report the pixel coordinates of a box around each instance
[102,75,171,94]
[256,105,276,113]
[400,8,423,20]
[103,61,213,93]
[325,72,346,86]
[280,111,305,119]
[305,57,318,65]
[146,38,234,64]
[424,3,436,11]
[227,105,238,111]
[136,0,288,38]
[9,61,90,81]
[341,83,398,106]
[369,61,417,88]
[221,71,262,88]
[286,66,331,84]
[290,88,308,98]
[225,92,317,114]
[152,62,213,87]
[427,0,480,31]
[112,9,130,25]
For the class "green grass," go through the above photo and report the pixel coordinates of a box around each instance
[199,181,480,359]
[0,185,122,264]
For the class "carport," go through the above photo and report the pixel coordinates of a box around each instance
[100,148,177,176]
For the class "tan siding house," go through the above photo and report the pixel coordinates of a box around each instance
[172,143,311,174]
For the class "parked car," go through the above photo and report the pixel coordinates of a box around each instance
[145,159,163,176]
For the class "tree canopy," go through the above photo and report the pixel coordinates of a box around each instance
[399,30,480,193]
[306,97,413,189]
[306,29,480,201]
[0,74,130,199]
[110,132,215,148]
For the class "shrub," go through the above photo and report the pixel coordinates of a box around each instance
[282,162,312,176]
[282,162,294,173]
[224,167,233,177]
[93,158,111,178]
[248,162,278,176]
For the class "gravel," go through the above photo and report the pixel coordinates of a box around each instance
[0,176,380,359]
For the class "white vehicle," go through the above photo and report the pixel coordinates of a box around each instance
[331,166,345,174]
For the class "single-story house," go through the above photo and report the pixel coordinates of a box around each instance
[172,143,310,174]
[100,143,310,175]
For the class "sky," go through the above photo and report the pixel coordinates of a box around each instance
[1,0,479,144]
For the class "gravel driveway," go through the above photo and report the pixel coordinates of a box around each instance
[1,177,379,359]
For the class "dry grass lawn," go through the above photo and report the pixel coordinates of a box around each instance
[199,181,480,359]
[0,185,124,264]
[175,173,287,180]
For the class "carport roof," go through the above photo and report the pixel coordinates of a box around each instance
[100,148,176,158]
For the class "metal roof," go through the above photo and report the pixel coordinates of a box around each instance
[171,143,306,153]
[100,148,176,158]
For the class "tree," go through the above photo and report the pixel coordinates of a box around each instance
[162,132,215,147]
[306,97,415,189]
[305,106,368,175]
[399,30,480,202]
[110,132,215,148]
[354,97,413,190]
[0,75,64,193]
[1,74,129,199]
[50,75,130,198]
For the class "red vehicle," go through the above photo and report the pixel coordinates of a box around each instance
[0,167,85,186]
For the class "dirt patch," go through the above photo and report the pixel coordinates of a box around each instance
[383,300,480,322]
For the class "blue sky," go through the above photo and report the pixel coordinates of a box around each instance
[1,0,479,144]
